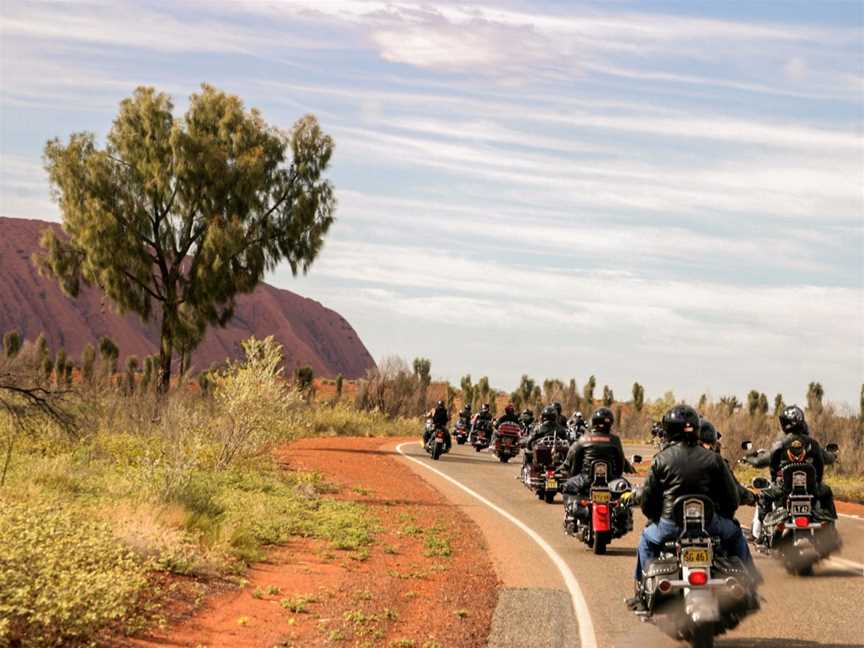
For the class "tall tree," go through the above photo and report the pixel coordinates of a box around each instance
[757,392,769,416]
[806,382,824,414]
[38,85,335,392]
[81,343,96,383]
[99,337,119,377]
[747,390,760,416]
[582,375,596,406]
[773,393,785,417]
[602,385,615,407]
[632,382,645,412]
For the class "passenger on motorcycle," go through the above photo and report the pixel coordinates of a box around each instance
[522,405,559,468]
[458,403,472,427]
[424,400,452,451]
[628,405,755,609]
[552,401,568,430]
[561,408,632,524]
[757,405,837,527]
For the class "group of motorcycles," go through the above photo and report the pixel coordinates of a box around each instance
[422,410,846,648]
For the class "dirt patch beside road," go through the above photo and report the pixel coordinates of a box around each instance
[130,436,497,648]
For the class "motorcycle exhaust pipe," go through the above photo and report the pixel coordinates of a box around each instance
[725,577,746,600]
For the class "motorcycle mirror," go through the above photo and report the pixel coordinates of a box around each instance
[751,477,770,489]
[826,443,839,453]
[632,455,643,464]
[741,441,753,451]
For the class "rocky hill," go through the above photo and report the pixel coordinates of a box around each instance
[0,217,375,378]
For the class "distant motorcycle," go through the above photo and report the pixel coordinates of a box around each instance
[634,495,760,648]
[453,419,469,445]
[565,458,639,554]
[521,432,569,503]
[424,421,449,461]
[470,418,493,452]
[492,421,522,463]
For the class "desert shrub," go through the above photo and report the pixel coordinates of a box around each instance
[0,498,149,647]
[290,402,417,439]
[355,356,430,418]
[211,336,301,469]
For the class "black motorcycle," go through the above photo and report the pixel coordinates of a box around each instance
[521,432,569,503]
[635,496,760,648]
[470,418,493,452]
[453,419,469,445]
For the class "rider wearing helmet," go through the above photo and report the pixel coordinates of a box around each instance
[763,405,836,520]
[628,405,754,610]
[522,405,561,468]
[458,403,472,426]
[519,408,535,432]
[471,403,494,444]
[424,400,452,451]
[552,401,567,430]
[491,403,520,446]
[561,407,633,528]
[568,411,588,439]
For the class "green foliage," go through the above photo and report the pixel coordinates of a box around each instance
[294,365,315,397]
[356,357,431,418]
[412,358,431,385]
[747,390,760,416]
[460,374,474,410]
[0,498,149,647]
[757,392,769,415]
[34,333,49,362]
[54,348,67,383]
[632,382,645,412]
[38,84,336,392]
[3,330,21,359]
[99,336,119,376]
[697,394,707,411]
[335,373,344,400]
[774,393,785,417]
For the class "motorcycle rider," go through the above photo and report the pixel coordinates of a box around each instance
[627,404,755,611]
[424,400,451,451]
[458,403,472,427]
[471,403,494,444]
[761,405,837,522]
[552,401,568,430]
[491,403,520,446]
[568,411,588,439]
[519,408,535,433]
[561,408,633,528]
[522,405,560,469]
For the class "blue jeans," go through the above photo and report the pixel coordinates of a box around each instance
[635,515,752,580]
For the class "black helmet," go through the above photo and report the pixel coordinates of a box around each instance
[522,408,533,416]
[553,401,562,414]
[662,405,700,442]
[779,405,807,435]
[436,400,445,408]
[481,403,490,413]
[698,418,720,445]
[591,407,614,433]
[574,412,584,420]
[541,405,557,422]
[505,403,515,414]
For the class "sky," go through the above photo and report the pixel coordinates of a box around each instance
[1,0,862,407]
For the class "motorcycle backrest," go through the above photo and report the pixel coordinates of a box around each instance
[497,421,522,437]
[781,462,816,494]
[591,460,610,484]
[672,495,714,533]
[534,444,553,465]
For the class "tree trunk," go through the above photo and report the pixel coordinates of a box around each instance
[158,310,174,394]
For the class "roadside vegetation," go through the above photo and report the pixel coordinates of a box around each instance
[0,334,412,647]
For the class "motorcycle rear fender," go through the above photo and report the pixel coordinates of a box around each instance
[592,503,610,532]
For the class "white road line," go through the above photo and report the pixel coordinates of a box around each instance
[396,442,598,648]
[827,556,864,575]
[838,513,863,522]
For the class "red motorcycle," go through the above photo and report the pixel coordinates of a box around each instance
[493,421,522,463]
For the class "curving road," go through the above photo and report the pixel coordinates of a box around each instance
[394,441,864,648]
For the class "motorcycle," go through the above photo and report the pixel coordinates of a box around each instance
[453,419,469,445]
[565,458,639,554]
[750,463,842,576]
[470,418,493,452]
[521,432,570,503]
[424,423,449,461]
[635,495,760,648]
[492,421,522,463]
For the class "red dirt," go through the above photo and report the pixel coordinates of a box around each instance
[126,436,498,648]
[836,500,864,516]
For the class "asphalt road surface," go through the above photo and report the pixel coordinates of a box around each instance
[395,441,864,648]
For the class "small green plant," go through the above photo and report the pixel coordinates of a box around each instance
[390,640,415,647]
[281,594,318,613]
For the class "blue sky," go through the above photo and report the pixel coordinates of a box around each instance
[1,1,862,407]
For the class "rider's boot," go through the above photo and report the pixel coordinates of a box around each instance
[625,581,647,613]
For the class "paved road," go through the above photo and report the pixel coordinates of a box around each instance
[395,441,864,648]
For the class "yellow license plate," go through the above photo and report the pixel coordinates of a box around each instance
[545,479,557,489]
[682,547,710,566]
[592,490,610,503]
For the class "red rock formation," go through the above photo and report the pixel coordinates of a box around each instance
[0,217,375,378]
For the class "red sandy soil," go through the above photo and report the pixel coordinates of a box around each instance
[126,437,498,648]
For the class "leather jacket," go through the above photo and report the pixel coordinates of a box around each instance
[432,406,449,427]
[640,440,739,522]
[526,421,560,450]
[769,432,824,483]
[561,431,628,480]
[495,412,520,428]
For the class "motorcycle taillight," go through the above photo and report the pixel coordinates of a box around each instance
[687,570,708,587]
[794,516,809,528]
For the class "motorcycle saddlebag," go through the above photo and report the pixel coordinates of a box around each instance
[644,558,678,579]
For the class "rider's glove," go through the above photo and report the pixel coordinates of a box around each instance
[620,491,634,503]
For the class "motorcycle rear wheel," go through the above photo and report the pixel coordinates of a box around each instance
[536,489,545,500]
[690,625,714,648]
[544,490,555,504]
[499,455,510,463]
[593,531,610,555]
[456,437,466,445]
[432,443,442,461]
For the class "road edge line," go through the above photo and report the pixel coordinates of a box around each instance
[395,442,598,648]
